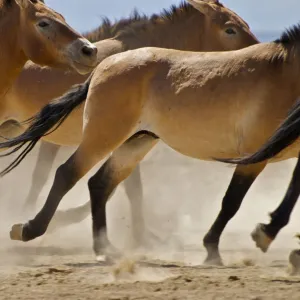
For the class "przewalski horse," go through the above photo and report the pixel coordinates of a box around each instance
[1,0,258,251]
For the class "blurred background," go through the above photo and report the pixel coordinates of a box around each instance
[1,0,300,264]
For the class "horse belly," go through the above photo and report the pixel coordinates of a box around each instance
[147,103,239,161]
[157,131,238,160]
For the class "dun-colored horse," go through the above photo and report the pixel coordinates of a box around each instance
[0,0,97,99]
[1,0,258,252]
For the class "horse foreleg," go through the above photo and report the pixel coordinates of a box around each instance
[203,162,265,265]
[10,152,83,242]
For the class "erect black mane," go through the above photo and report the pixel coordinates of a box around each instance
[82,1,199,43]
[82,10,148,42]
[155,1,194,23]
[275,23,300,45]
[266,23,300,65]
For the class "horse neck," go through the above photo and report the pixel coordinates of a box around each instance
[116,10,207,52]
[0,2,26,97]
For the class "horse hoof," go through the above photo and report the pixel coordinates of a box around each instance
[203,256,223,266]
[203,258,223,266]
[10,224,24,241]
[94,242,122,265]
[288,249,300,275]
[96,255,107,262]
[251,223,273,253]
[95,254,116,265]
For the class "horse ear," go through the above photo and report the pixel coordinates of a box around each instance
[15,0,29,9]
[187,0,218,17]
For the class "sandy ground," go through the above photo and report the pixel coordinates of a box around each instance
[1,142,300,299]
[1,242,300,300]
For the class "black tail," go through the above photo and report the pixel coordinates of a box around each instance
[0,75,92,176]
[214,98,300,165]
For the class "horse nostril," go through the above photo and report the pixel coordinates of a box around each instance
[81,45,97,57]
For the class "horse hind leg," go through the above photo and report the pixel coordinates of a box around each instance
[203,162,266,265]
[87,132,159,261]
[23,141,60,212]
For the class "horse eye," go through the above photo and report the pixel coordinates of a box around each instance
[225,28,236,35]
[38,21,50,28]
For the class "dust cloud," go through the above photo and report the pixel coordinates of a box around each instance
[0,141,299,267]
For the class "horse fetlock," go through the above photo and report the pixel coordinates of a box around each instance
[269,211,290,228]
[24,221,46,241]
[93,236,105,256]
[203,232,220,248]
[93,230,110,255]
[275,216,290,228]
[251,223,273,253]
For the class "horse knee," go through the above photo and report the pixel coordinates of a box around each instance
[88,161,113,190]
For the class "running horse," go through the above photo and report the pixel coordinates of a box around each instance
[0,0,258,252]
